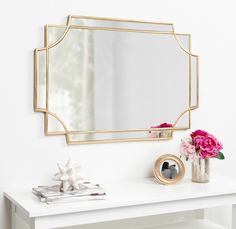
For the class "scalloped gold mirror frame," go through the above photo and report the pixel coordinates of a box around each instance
[34,15,199,145]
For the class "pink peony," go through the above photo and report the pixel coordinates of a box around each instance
[191,130,223,159]
[191,129,208,138]
[151,123,173,128]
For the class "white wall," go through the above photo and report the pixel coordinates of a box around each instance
[1,0,236,229]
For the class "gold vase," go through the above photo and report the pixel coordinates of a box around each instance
[192,158,209,183]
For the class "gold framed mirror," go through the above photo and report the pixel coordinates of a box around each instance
[153,154,185,185]
[34,15,199,145]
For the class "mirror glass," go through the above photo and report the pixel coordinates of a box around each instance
[34,16,199,144]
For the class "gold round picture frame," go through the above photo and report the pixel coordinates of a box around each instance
[153,154,185,185]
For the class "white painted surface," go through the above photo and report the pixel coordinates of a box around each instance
[5,176,236,229]
[1,0,236,229]
[5,176,236,217]
[151,219,226,229]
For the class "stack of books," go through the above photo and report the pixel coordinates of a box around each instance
[32,182,106,204]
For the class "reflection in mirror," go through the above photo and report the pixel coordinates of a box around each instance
[191,56,199,108]
[34,50,46,110]
[34,15,199,144]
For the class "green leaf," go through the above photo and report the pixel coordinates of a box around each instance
[217,152,225,160]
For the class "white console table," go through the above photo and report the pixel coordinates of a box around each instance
[5,175,236,229]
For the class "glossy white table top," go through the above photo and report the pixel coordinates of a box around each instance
[5,175,236,217]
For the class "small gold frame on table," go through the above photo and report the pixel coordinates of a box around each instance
[153,154,185,185]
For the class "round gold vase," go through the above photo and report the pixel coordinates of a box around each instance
[192,158,209,183]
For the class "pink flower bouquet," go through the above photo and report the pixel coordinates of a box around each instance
[151,123,173,129]
[180,130,225,161]
[148,123,173,138]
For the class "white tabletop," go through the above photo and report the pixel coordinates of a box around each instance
[5,175,236,218]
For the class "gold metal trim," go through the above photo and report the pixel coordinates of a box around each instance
[34,49,38,111]
[35,108,46,112]
[68,137,172,145]
[69,25,172,34]
[41,108,191,135]
[34,15,199,145]
[189,34,192,129]
[173,108,192,128]
[173,33,197,57]
[34,48,47,111]
[153,154,185,185]
[45,25,49,134]
[196,56,200,107]
[46,111,69,133]
[70,15,174,26]
[44,25,194,51]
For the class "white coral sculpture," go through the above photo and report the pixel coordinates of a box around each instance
[54,159,85,192]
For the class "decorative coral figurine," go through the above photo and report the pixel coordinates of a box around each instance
[54,159,84,192]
